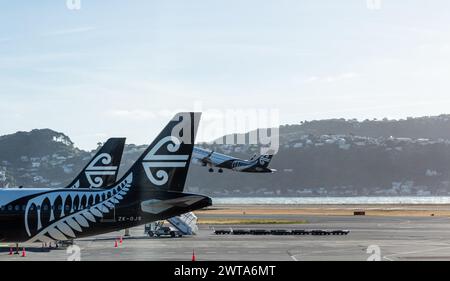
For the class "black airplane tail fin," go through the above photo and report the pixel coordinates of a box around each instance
[65,138,126,189]
[124,112,201,192]
[256,153,274,168]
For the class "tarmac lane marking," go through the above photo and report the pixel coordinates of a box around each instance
[383,245,450,261]
[288,247,362,260]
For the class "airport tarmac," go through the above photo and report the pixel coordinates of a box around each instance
[2,214,450,261]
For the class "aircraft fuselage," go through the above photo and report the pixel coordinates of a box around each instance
[0,176,211,243]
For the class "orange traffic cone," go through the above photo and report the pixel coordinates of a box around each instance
[192,250,196,262]
[21,248,26,257]
[114,240,118,248]
[120,236,123,244]
[8,248,13,256]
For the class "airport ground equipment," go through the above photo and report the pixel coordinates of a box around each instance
[232,229,251,235]
[311,230,329,235]
[153,226,183,238]
[270,229,290,235]
[154,226,183,238]
[145,222,183,238]
[214,229,232,235]
[291,230,309,235]
[167,212,199,235]
[145,221,164,237]
[250,229,271,235]
[331,230,350,235]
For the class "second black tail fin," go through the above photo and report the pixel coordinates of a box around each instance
[121,112,200,192]
[65,138,126,189]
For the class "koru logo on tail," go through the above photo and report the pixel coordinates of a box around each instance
[85,153,118,188]
[259,155,271,165]
[142,136,189,186]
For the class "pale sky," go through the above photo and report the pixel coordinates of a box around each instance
[1,1,450,149]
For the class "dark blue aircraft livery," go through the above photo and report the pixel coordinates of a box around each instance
[0,113,211,243]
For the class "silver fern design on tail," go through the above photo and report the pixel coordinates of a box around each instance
[24,174,132,243]
[142,136,189,186]
[85,153,119,188]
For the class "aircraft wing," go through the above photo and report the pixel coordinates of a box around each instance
[192,146,238,167]
[141,194,212,215]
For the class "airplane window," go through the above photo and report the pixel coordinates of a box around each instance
[15,205,20,211]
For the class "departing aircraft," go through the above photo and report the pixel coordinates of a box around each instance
[65,138,125,189]
[192,146,276,173]
[0,112,212,244]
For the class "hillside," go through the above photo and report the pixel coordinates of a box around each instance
[3,115,450,196]
[0,129,90,187]
[216,115,450,146]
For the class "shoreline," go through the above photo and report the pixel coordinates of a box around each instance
[198,204,450,217]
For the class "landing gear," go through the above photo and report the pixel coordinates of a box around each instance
[208,168,214,173]
[218,169,224,173]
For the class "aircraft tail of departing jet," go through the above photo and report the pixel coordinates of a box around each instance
[255,154,274,169]
[65,138,126,189]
